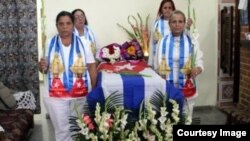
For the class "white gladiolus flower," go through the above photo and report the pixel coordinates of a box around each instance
[160,107,168,116]
[120,114,128,129]
[158,116,166,124]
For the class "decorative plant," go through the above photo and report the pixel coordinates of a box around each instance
[41,0,47,80]
[187,0,199,42]
[69,90,190,141]
[117,13,150,57]
[41,0,47,57]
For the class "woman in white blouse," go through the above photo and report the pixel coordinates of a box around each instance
[155,10,204,121]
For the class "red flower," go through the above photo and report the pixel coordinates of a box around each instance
[106,118,113,128]
[82,114,95,130]
[109,46,115,54]
[88,123,95,130]
[83,115,92,125]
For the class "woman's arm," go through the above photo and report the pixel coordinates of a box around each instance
[87,63,97,89]
[191,42,204,78]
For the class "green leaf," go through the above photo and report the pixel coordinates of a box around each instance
[191,49,197,68]
[193,8,196,29]
[150,90,166,112]
[117,23,137,39]
[188,0,191,18]
[145,14,150,31]
[117,71,152,77]
[137,13,143,34]
[139,99,145,119]
[104,91,124,112]
[128,15,140,36]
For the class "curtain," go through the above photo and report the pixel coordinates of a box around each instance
[0,0,40,113]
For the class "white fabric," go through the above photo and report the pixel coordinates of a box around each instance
[74,26,98,57]
[101,71,123,99]
[155,33,204,118]
[141,68,166,100]
[44,36,95,98]
[172,37,181,86]
[74,26,96,47]
[45,36,95,64]
[43,96,86,141]
[183,93,198,119]
[43,35,92,141]
[148,18,170,67]
[0,125,4,132]
[155,34,204,72]
[79,37,95,64]
[13,90,36,110]
[100,68,166,101]
[61,44,71,77]
[238,0,248,10]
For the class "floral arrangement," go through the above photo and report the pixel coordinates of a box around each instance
[69,91,191,141]
[187,0,199,45]
[117,13,150,56]
[99,43,121,64]
[121,39,144,61]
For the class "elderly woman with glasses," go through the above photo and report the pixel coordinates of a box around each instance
[71,9,97,56]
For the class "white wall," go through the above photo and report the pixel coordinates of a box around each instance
[41,0,218,106]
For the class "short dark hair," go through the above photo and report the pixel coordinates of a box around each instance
[157,0,176,17]
[56,11,74,24]
[71,9,88,25]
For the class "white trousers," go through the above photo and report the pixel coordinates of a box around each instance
[183,93,197,120]
[43,96,86,141]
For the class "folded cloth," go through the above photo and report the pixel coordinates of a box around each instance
[0,125,4,132]
[0,82,17,110]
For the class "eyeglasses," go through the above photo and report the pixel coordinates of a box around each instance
[74,15,85,20]
[170,20,185,24]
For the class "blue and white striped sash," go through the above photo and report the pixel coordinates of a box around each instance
[159,33,193,89]
[47,34,89,95]
[74,26,96,46]
[152,18,170,54]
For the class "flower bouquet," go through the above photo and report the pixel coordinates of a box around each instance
[99,43,121,64]
[121,39,144,64]
[117,13,150,56]
[69,90,190,141]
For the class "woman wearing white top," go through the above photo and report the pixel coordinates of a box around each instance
[38,11,97,141]
[72,9,97,56]
[148,0,192,68]
[155,10,203,121]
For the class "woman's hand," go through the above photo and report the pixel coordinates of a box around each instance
[191,67,202,78]
[39,57,48,73]
[186,18,193,30]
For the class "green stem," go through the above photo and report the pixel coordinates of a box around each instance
[193,8,196,29]
[188,0,190,18]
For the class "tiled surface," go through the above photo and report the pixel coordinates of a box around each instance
[193,106,227,125]
[28,114,55,141]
